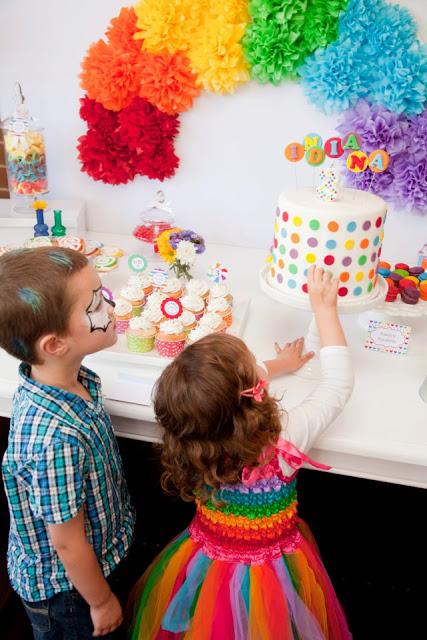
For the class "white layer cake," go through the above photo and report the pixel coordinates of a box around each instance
[268,187,387,301]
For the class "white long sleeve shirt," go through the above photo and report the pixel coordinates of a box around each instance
[277,346,354,477]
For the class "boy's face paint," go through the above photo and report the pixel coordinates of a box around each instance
[85,286,113,333]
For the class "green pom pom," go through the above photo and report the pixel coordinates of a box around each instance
[243,0,348,84]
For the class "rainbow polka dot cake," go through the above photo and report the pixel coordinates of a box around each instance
[268,187,387,301]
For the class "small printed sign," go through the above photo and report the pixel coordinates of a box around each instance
[161,297,183,319]
[128,253,148,272]
[364,320,411,356]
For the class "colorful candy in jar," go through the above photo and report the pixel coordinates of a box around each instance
[1,85,48,198]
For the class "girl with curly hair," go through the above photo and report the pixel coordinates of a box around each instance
[127,265,353,639]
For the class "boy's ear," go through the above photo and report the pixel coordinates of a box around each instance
[38,334,70,358]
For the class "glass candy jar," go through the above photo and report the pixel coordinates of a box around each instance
[133,190,174,252]
[1,84,48,213]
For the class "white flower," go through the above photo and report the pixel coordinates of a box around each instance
[176,240,196,266]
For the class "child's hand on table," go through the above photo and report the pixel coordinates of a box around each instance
[260,337,314,378]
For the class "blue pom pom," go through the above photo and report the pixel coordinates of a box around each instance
[300,0,427,116]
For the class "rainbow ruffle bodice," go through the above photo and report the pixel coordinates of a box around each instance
[189,473,302,564]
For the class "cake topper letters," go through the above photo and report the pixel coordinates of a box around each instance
[284,132,389,173]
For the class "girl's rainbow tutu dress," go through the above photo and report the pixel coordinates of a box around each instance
[127,439,352,639]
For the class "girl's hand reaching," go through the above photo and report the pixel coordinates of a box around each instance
[307,265,347,347]
[307,265,339,311]
[261,337,314,378]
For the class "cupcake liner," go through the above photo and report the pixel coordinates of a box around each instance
[194,310,205,321]
[131,303,144,317]
[224,313,233,328]
[115,319,130,334]
[127,334,155,353]
[155,337,185,358]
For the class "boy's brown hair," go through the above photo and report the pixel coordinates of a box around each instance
[154,333,283,502]
[0,247,88,364]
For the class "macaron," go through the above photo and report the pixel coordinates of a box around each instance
[385,285,399,302]
[399,278,417,289]
[401,287,420,305]
[419,282,427,301]
[389,272,403,284]
[419,272,427,281]
[378,267,391,277]
[393,269,410,278]
[406,276,420,286]
[409,266,424,276]
[378,261,391,270]
[395,263,410,271]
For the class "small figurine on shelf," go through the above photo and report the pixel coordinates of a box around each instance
[32,200,49,237]
[133,190,174,252]
[51,210,66,238]
[157,228,206,281]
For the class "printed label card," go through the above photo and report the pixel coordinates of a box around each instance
[364,320,411,356]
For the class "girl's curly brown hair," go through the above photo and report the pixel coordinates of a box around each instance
[153,333,282,502]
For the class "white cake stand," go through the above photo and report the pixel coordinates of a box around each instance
[259,266,388,378]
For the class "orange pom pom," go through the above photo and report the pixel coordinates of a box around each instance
[106,6,139,51]
[139,52,201,114]
[80,39,144,111]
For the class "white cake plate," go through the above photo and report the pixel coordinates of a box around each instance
[259,266,388,378]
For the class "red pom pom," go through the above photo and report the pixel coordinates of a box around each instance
[77,96,180,185]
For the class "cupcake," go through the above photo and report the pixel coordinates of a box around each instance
[181,293,205,321]
[199,311,227,333]
[114,299,133,334]
[126,317,157,353]
[145,291,166,310]
[187,325,214,345]
[119,285,145,317]
[155,319,186,358]
[141,306,165,328]
[180,310,197,335]
[161,277,184,299]
[207,297,232,327]
[186,278,210,304]
[210,283,233,306]
[128,273,153,298]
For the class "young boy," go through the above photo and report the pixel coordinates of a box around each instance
[0,247,135,639]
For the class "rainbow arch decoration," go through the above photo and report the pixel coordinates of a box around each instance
[78,0,427,212]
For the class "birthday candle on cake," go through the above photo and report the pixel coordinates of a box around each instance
[316,165,341,202]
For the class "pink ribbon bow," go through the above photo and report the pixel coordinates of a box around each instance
[242,438,331,485]
[241,378,268,402]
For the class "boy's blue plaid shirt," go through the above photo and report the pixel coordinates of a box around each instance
[2,363,135,602]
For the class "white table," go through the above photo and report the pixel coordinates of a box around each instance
[1,229,426,489]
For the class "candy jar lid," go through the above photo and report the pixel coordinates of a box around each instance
[140,190,173,224]
[1,83,43,133]
[133,190,174,246]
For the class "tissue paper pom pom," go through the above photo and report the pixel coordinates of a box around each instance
[105,6,140,51]
[77,97,180,184]
[77,127,136,185]
[188,0,249,93]
[189,21,249,93]
[393,154,427,212]
[80,39,144,111]
[303,0,348,50]
[338,101,427,213]
[301,0,427,115]
[138,51,201,114]
[337,100,411,156]
[134,0,202,54]
[242,0,346,84]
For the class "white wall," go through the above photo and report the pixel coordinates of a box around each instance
[0,0,425,254]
